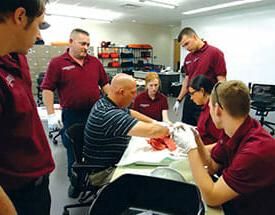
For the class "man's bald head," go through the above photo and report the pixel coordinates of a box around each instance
[111,73,136,91]
[109,73,137,108]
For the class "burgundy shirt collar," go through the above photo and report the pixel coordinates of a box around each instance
[223,116,253,152]
[195,41,208,53]
[202,102,209,111]
[62,48,91,65]
[0,53,21,76]
[145,90,161,101]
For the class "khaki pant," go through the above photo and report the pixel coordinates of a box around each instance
[89,167,116,187]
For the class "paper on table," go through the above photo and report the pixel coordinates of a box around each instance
[116,136,186,166]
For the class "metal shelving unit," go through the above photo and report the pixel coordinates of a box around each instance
[97,46,153,78]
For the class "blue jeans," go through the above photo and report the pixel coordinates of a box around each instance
[61,108,90,178]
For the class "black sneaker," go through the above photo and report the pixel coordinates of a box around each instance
[68,185,80,198]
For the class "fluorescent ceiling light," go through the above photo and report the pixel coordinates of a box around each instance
[46,14,112,23]
[182,0,263,15]
[145,0,181,4]
[46,3,122,22]
[138,0,178,9]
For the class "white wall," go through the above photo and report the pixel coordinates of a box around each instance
[180,4,275,85]
[42,16,173,66]
[170,25,182,69]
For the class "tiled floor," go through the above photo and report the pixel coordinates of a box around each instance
[47,96,275,215]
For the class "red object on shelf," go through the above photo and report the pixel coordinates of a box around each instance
[148,136,176,151]
[127,44,153,49]
[110,52,119,58]
[107,61,120,68]
[98,52,110,58]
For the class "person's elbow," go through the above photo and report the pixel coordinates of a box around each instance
[42,89,54,95]
[201,186,237,207]
[217,75,226,82]
[204,196,224,207]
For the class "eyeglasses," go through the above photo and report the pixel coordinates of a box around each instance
[213,82,223,109]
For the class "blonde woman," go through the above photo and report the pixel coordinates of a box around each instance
[133,72,170,123]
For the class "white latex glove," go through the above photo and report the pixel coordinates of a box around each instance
[173,100,180,114]
[172,126,197,154]
[47,113,61,132]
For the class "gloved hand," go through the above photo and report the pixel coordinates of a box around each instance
[173,100,180,114]
[47,113,61,132]
[172,125,198,154]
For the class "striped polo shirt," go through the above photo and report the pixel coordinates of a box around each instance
[83,96,138,171]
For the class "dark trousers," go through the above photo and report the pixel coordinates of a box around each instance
[181,94,202,126]
[6,175,51,215]
[61,108,90,178]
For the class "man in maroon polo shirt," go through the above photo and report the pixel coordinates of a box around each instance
[174,27,227,126]
[41,28,110,197]
[173,80,275,215]
[0,1,55,215]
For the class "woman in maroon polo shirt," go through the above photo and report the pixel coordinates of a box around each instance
[189,75,222,145]
[133,72,170,123]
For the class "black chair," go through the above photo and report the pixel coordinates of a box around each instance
[88,174,205,215]
[36,72,46,107]
[36,72,59,106]
[250,83,275,135]
[63,123,100,215]
[48,128,62,145]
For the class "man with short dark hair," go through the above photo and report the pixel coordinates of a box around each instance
[0,1,55,214]
[173,80,275,214]
[174,27,227,126]
[41,28,110,197]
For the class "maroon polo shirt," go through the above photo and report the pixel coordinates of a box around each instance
[0,53,55,190]
[133,91,168,121]
[211,116,275,214]
[41,50,109,110]
[184,42,227,86]
[197,102,222,145]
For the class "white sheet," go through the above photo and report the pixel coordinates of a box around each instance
[117,136,186,166]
